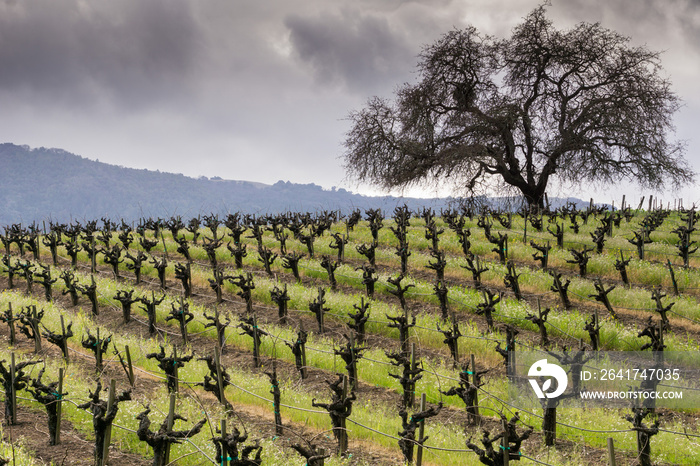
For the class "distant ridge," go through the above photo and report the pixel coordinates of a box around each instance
[0,143,592,225]
[0,143,458,225]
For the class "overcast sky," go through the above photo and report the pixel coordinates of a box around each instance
[1,0,698,205]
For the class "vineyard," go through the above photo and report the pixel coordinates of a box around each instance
[1,200,700,465]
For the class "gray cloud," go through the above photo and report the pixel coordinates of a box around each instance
[0,0,696,204]
[0,0,201,108]
[285,8,416,93]
[550,0,700,98]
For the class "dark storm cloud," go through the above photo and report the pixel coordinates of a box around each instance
[553,0,700,29]
[550,0,700,73]
[0,0,696,203]
[0,0,201,108]
[284,8,416,93]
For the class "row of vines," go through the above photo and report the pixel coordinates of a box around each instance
[1,200,699,465]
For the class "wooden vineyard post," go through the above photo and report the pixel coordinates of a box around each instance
[339,375,349,455]
[589,307,601,351]
[214,345,227,411]
[187,261,192,300]
[60,315,70,364]
[341,234,346,262]
[471,353,480,424]
[509,340,515,381]
[115,344,136,387]
[410,343,417,408]
[452,313,459,368]
[667,260,679,296]
[90,238,97,274]
[163,393,176,465]
[172,346,179,393]
[34,305,42,353]
[10,352,17,425]
[220,419,228,466]
[215,305,224,352]
[160,230,169,260]
[502,417,509,466]
[347,332,362,391]
[100,379,116,466]
[55,368,64,445]
[319,296,325,334]
[125,345,135,387]
[499,326,518,381]
[607,437,616,466]
[416,393,427,466]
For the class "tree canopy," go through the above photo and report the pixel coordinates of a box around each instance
[342,6,693,207]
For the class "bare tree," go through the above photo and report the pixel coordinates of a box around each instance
[343,6,692,207]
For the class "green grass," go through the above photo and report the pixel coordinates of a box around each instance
[0,424,41,465]
[3,209,700,464]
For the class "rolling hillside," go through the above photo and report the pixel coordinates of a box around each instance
[0,143,455,225]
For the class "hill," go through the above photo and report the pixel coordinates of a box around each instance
[0,143,460,225]
[0,143,595,226]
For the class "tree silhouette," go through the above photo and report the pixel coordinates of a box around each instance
[343,6,692,206]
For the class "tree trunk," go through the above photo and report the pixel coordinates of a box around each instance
[522,186,546,209]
